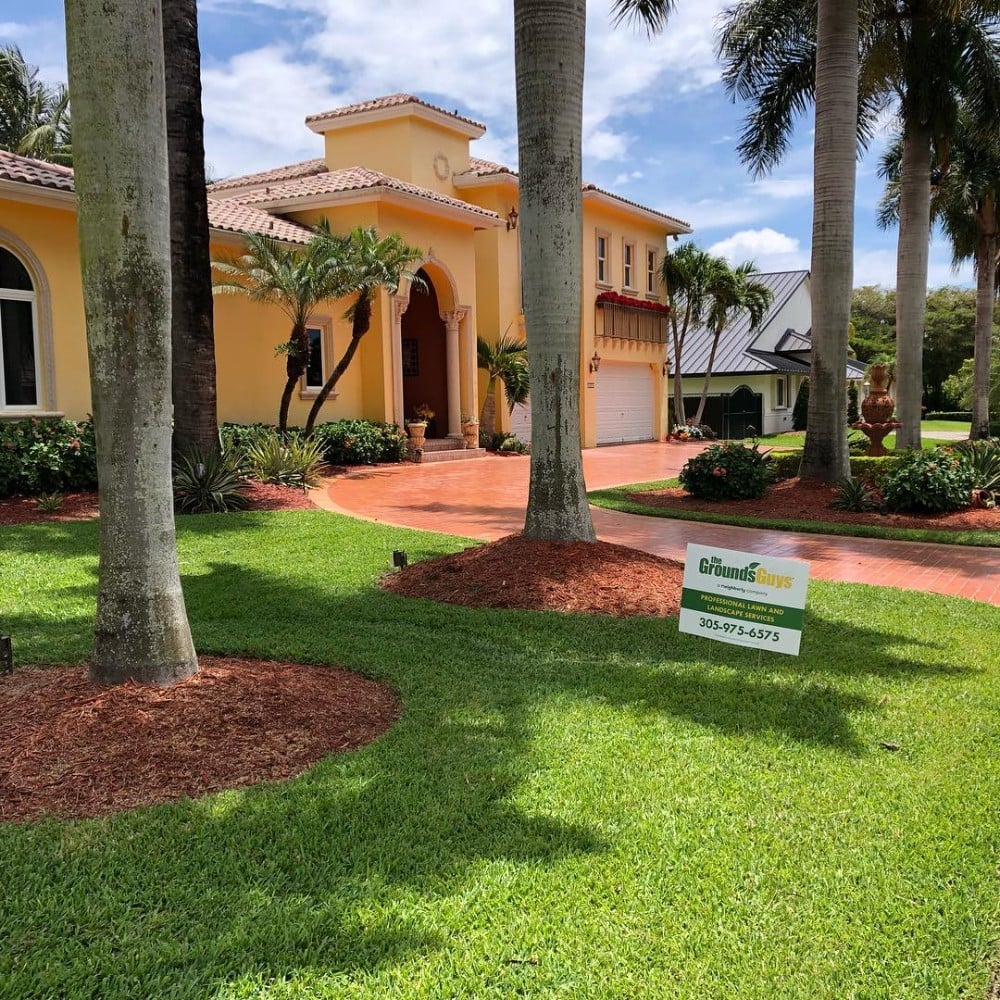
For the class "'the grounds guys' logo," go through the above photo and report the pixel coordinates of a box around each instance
[697,554,793,590]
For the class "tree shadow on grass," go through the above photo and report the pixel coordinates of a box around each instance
[1,542,990,996]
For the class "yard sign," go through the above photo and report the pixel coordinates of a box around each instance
[680,544,809,656]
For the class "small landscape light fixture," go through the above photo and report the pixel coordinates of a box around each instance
[392,550,408,570]
[195,462,206,481]
[0,635,12,675]
[506,206,519,231]
[589,351,602,374]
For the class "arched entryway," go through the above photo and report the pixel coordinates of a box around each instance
[400,268,448,436]
[390,258,474,438]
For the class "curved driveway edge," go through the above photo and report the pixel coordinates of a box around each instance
[315,442,1000,606]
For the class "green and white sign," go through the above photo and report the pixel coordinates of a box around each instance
[680,544,809,656]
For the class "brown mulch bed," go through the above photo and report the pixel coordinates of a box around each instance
[381,533,684,617]
[0,656,401,823]
[0,482,317,526]
[628,477,1000,532]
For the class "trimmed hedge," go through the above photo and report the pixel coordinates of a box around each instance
[311,419,407,465]
[0,418,98,498]
[769,451,904,486]
[924,411,971,421]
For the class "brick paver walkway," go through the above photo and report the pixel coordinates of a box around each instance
[318,441,1000,606]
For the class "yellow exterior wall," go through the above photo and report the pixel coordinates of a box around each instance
[322,117,471,194]
[0,198,90,419]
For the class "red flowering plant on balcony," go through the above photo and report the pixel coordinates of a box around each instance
[595,290,670,314]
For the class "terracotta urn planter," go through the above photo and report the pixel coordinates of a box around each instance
[407,421,427,450]
[462,420,479,449]
[861,363,895,424]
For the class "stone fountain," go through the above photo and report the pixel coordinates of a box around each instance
[852,363,901,456]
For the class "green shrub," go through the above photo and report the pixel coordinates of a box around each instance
[882,449,976,513]
[950,439,1000,492]
[829,476,879,512]
[847,382,860,424]
[0,418,98,498]
[173,449,251,514]
[34,492,64,514]
[769,451,801,481]
[924,411,972,421]
[482,430,529,454]
[850,455,905,488]
[312,419,407,465]
[242,430,326,489]
[220,422,275,453]
[679,441,773,500]
[792,378,809,431]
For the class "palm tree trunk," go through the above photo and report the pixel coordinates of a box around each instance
[515,0,595,541]
[694,330,722,424]
[799,0,857,482]
[972,217,996,440]
[278,321,309,433]
[893,121,933,450]
[671,309,687,426]
[480,378,498,436]
[65,0,197,685]
[164,0,219,460]
[304,295,372,435]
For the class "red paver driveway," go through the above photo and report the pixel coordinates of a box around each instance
[318,442,1000,606]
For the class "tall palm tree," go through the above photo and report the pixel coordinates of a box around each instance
[0,45,72,165]
[692,260,775,423]
[880,111,1000,439]
[65,0,197,684]
[163,0,219,459]
[477,333,531,437]
[303,227,423,434]
[212,228,350,433]
[718,0,1000,452]
[514,0,675,542]
[661,242,724,427]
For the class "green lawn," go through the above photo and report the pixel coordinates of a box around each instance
[2,512,999,998]
[760,430,960,450]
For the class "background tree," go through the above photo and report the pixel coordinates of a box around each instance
[718,0,1000,456]
[212,228,349,434]
[850,285,896,361]
[0,45,72,164]
[304,227,423,434]
[692,259,774,423]
[477,334,530,437]
[65,0,197,685]
[514,0,675,542]
[163,0,219,459]
[660,242,720,427]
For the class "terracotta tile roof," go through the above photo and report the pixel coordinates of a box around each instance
[0,149,74,191]
[305,93,485,132]
[463,157,516,177]
[0,149,312,244]
[209,158,328,194]
[235,165,501,222]
[583,182,691,231]
[206,200,312,244]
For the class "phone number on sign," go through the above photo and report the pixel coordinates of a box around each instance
[697,618,780,642]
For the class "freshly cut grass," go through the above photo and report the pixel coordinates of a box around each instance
[1,511,999,999]
[590,478,999,547]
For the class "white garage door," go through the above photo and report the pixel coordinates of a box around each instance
[509,400,532,441]
[596,361,655,444]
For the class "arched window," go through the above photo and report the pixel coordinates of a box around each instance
[0,246,39,409]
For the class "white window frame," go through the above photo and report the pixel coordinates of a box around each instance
[596,231,610,287]
[622,240,636,290]
[645,246,659,297]
[0,255,41,412]
[299,315,336,399]
[774,374,789,410]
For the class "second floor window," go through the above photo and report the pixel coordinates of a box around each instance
[596,233,609,284]
[646,248,658,295]
[623,242,635,289]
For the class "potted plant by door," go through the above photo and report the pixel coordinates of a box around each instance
[462,416,479,449]
[408,404,434,449]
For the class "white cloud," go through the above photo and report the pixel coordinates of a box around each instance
[752,175,813,201]
[709,228,807,271]
[613,169,644,186]
[854,243,973,289]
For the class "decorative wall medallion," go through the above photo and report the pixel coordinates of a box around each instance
[433,152,450,181]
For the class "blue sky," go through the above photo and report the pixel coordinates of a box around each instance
[1,0,972,288]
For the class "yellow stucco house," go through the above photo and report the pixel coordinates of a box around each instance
[0,93,690,448]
